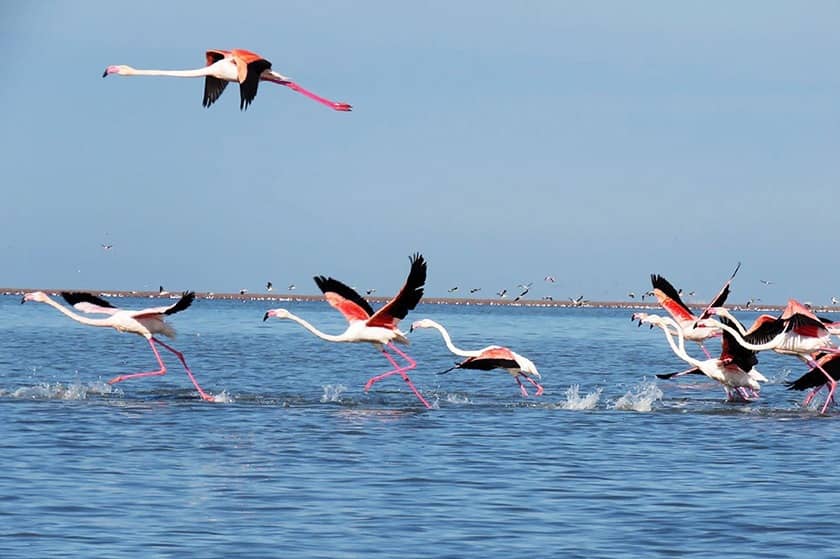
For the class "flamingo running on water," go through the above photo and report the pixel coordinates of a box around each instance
[409,318,543,397]
[705,300,840,413]
[786,352,840,412]
[632,263,740,358]
[263,253,430,408]
[638,313,766,401]
[103,49,352,111]
[21,291,215,401]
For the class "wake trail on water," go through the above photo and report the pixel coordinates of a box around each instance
[0,380,119,400]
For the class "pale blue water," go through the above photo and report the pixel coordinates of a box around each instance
[1,295,839,558]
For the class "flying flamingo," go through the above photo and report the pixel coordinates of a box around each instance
[638,314,766,401]
[633,263,740,358]
[785,352,840,411]
[103,48,352,111]
[409,318,543,397]
[21,291,214,401]
[263,253,430,408]
[705,300,840,413]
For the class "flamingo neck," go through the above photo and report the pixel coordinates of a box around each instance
[659,317,702,368]
[711,320,777,351]
[423,320,480,358]
[125,67,212,78]
[40,296,109,328]
[284,312,346,343]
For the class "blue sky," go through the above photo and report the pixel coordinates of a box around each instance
[2,2,839,304]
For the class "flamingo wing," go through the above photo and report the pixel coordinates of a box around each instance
[203,50,230,108]
[696,262,741,320]
[718,316,758,371]
[131,291,196,319]
[656,367,703,379]
[786,354,840,390]
[239,58,272,110]
[367,253,427,329]
[314,276,373,323]
[784,313,828,339]
[457,348,519,371]
[61,292,120,315]
[650,274,694,322]
[743,317,785,345]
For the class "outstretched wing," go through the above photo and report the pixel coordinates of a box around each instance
[133,291,196,319]
[696,262,741,320]
[786,354,840,391]
[367,253,427,328]
[650,274,694,322]
[61,292,120,315]
[656,367,703,380]
[314,276,374,323]
[203,50,230,108]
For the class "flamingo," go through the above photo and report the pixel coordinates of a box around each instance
[633,263,740,358]
[786,352,840,411]
[409,318,543,397]
[21,291,214,401]
[103,48,352,111]
[705,301,840,413]
[638,314,766,401]
[263,253,430,408]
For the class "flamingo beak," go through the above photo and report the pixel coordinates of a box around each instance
[102,69,108,78]
[262,311,270,322]
[20,296,26,304]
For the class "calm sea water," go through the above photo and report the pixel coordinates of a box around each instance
[1,295,839,558]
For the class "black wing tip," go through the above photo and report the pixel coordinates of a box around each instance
[164,291,196,315]
[60,291,117,308]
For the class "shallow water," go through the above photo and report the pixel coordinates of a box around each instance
[1,295,839,557]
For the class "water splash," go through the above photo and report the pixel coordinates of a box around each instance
[558,384,601,410]
[212,390,234,404]
[612,380,662,412]
[321,384,347,403]
[0,380,118,400]
[445,393,472,404]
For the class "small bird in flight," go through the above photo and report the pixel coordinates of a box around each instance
[514,287,530,302]
[366,288,377,296]
[497,289,508,299]
[469,288,482,294]
[760,279,774,285]
[101,244,113,251]
[448,286,459,293]
[288,284,296,291]
[544,276,556,283]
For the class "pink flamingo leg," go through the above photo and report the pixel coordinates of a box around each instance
[151,338,215,402]
[803,385,823,407]
[283,81,352,111]
[698,342,713,359]
[515,376,530,397]
[108,338,167,385]
[363,350,409,391]
[363,344,430,409]
[524,376,544,396]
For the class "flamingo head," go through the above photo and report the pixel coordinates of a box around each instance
[21,291,49,304]
[263,308,291,321]
[409,318,436,333]
[631,312,653,328]
[102,65,133,78]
